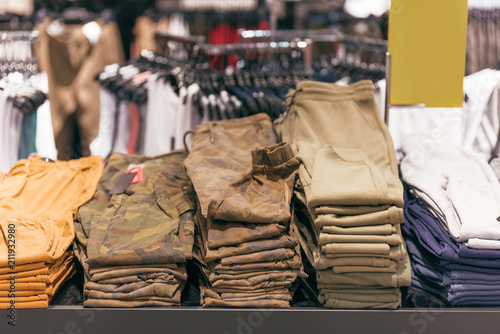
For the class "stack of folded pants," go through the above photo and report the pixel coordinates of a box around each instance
[402,182,500,306]
[74,151,196,307]
[400,137,500,306]
[0,153,103,309]
[184,113,306,308]
[274,80,411,309]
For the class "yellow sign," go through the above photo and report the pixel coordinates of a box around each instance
[388,0,468,107]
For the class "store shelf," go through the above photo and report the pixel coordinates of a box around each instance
[2,306,500,334]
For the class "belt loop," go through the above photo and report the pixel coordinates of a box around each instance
[209,122,215,144]
[284,88,303,116]
[183,130,195,153]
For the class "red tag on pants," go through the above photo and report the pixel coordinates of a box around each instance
[126,164,144,183]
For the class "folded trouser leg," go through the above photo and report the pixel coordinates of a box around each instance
[85,281,180,297]
[222,294,292,302]
[206,220,287,250]
[220,290,289,299]
[0,300,49,309]
[97,272,181,284]
[211,272,298,287]
[210,270,303,281]
[89,264,182,279]
[216,235,298,259]
[318,233,402,246]
[318,251,411,287]
[315,257,395,268]
[84,284,182,299]
[201,286,290,308]
[321,224,396,235]
[315,207,404,227]
[0,262,46,275]
[0,290,49,298]
[321,243,395,256]
[84,299,178,307]
[321,291,400,303]
[0,282,46,292]
[0,214,57,266]
[332,263,398,274]
[211,280,293,292]
[219,248,296,265]
[213,255,302,271]
[319,296,400,309]
[0,294,49,303]
[309,146,403,208]
[315,205,391,216]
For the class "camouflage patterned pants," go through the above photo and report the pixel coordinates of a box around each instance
[75,151,196,307]
[184,114,305,308]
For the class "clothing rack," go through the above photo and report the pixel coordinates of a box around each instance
[239,29,387,70]
[239,29,388,48]
[198,40,309,56]
[0,30,38,72]
[154,31,207,45]
[156,0,259,12]
[154,31,207,60]
[0,30,39,42]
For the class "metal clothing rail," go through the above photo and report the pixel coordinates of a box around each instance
[0,30,39,42]
[154,32,207,61]
[154,32,207,45]
[197,40,309,56]
[239,29,388,48]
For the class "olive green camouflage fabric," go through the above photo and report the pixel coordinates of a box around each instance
[209,270,303,282]
[85,291,182,304]
[97,273,178,284]
[185,116,305,308]
[86,188,188,267]
[85,281,181,296]
[89,265,184,281]
[220,290,288,298]
[201,285,291,308]
[211,272,297,287]
[217,235,297,258]
[214,256,302,271]
[207,221,287,249]
[220,289,289,297]
[222,294,292,302]
[74,151,195,307]
[185,114,295,224]
[212,286,291,294]
[219,248,295,265]
[76,151,195,249]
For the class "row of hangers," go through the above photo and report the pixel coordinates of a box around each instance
[0,30,46,115]
[96,47,313,120]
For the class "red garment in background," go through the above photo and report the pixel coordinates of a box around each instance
[207,20,269,71]
[127,102,140,154]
